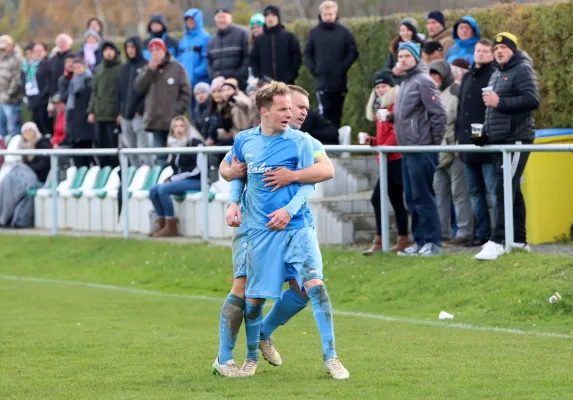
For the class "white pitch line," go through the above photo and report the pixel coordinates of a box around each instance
[1,275,571,340]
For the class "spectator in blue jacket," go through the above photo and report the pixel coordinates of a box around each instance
[178,8,210,117]
[446,16,480,64]
[143,14,179,60]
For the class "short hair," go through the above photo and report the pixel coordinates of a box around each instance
[477,38,493,48]
[319,1,338,12]
[55,33,73,46]
[255,81,291,111]
[287,85,309,98]
[33,41,48,52]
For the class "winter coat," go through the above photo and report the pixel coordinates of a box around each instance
[27,57,52,109]
[300,109,339,145]
[394,63,447,146]
[23,137,52,183]
[446,16,480,64]
[77,30,103,72]
[48,49,73,97]
[484,51,540,144]
[250,24,301,84]
[134,55,191,132]
[429,28,454,53]
[52,111,66,146]
[177,9,210,87]
[227,91,252,132]
[0,50,23,104]
[202,109,224,143]
[67,74,95,142]
[57,72,72,103]
[304,16,358,92]
[169,137,203,181]
[193,99,209,135]
[366,87,400,163]
[455,61,495,164]
[207,25,250,88]
[142,14,179,60]
[119,36,147,120]
[87,42,122,122]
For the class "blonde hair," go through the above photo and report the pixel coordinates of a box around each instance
[319,1,338,12]
[168,115,204,145]
[56,33,73,48]
[255,81,291,112]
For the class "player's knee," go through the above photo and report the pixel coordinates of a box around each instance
[230,276,246,298]
[288,280,309,300]
[246,297,265,306]
[303,278,324,291]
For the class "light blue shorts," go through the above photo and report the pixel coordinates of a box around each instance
[232,225,249,279]
[245,226,323,300]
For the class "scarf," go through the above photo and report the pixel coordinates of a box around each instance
[66,70,92,111]
[83,43,98,70]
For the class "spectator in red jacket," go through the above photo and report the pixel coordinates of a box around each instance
[363,70,410,255]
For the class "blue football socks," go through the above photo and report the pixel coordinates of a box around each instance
[260,288,309,341]
[307,285,337,361]
[217,294,245,364]
[244,299,266,361]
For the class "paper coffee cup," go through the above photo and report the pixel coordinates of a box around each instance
[549,292,562,304]
[358,132,369,145]
[471,123,484,137]
[377,109,388,122]
[482,86,493,93]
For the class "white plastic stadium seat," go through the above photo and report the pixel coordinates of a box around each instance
[87,166,120,232]
[60,166,100,229]
[111,165,149,233]
[0,135,22,186]
[138,166,174,235]
[36,166,77,229]
[338,126,352,158]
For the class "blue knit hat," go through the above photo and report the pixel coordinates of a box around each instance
[398,41,421,63]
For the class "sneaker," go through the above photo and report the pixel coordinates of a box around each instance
[397,243,421,256]
[211,358,244,378]
[513,242,531,252]
[325,357,350,380]
[240,359,259,377]
[259,337,282,366]
[474,241,505,261]
[417,242,441,256]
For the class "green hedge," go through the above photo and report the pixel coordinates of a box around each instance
[291,1,573,136]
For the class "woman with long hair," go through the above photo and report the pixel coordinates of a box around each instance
[386,18,424,83]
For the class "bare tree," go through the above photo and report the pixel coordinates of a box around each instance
[91,0,108,33]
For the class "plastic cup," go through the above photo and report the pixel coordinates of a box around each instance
[549,292,562,304]
[377,109,388,122]
[471,123,484,138]
[358,132,369,145]
[482,86,493,93]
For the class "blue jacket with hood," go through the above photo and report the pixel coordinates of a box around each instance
[177,9,211,87]
[446,16,480,64]
[142,14,179,60]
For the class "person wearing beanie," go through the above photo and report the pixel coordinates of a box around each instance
[304,0,358,128]
[446,16,480,64]
[363,69,410,255]
[135,38,191,166]
[394,40,447,256]
[386,18,424,83]
[249,12,265,47]
[422,41,444,64]
[78,30,102,72]
[142,14,179,60]
[451,57,470,82]
[426,11,454,53]
[474,32,540,261]
[193,82,211,134]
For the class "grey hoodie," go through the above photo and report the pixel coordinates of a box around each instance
[394,62,447,146]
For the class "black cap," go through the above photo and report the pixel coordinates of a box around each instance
[423,41,443,55]
[373,69,395,88]
[215,8,231,15]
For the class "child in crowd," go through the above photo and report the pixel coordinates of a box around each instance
[363,69,410,254]
[193,82,210,137]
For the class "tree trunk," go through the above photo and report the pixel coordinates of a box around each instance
[135,0,146,37]
[91,0,107,33]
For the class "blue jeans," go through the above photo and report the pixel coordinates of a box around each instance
[0,104,21,137]
[463,162,496,240]
[402,153,441,246]
[152,130,169,166]
[149,179,201,218]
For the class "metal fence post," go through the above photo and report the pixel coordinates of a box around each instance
[502,150,514,253]
[200,150,209,242]
[379,151,390,252]
[50,155,59,236]
[120,153,130,239]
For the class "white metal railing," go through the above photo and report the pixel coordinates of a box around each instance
[1,143,570,252]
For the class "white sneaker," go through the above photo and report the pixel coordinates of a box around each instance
[211,358,244,378]
[513,242,531,252]
[475,241,505,261]
[417,243,441,256]
[240,359,259,377]
[259,337,282,366]
[325,357,350,380]
[398,243,421,256]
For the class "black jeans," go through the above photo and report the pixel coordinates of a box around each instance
[491,147,530,244]
[316,91,345,128]
[72,140,95,169]
[371,159,409,236]
[31,105,53,135]
[95,122,119,168]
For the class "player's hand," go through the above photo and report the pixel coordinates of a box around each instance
[262,167,295,192]
[266,208,291,231]
[228,155,247,179]
[226,203,242,227]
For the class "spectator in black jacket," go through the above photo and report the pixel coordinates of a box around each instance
[193,82,210,135]
[208,9,249,90]
[56,53,76,104]
[27,42,53,136]
[20,122,52,183]
[142,14,179,60]
[455,39,496,248]
[301,109,339,145]
[250,5,301,85]
[48,34,74,98]
[304,1,358,128]
[474,32,540,261]
[149,115,204,237]
[119,36,149,167]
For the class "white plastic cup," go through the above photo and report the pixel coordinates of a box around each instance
[549,292,562,304]
[438,311,454,320]
[471,123,484,137]
[482,86,493,93]
[377,109,388,122]
[358,132,369,145]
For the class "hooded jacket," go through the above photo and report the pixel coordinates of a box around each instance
[394,62,447,146]
[142,14,179,60]
[430,27,454,53]
[48,48,73,97]
[429,60,460,168]
[207,24,250,89]
[119,36,147,119]
[66,70,95,142]
[446,16,480,64]
[0,49,23,104]
[178,9,211,87]
[77,30,103,72]
[27,56,52,110]
[87,41,122,122]
[455,61,495,164]
[250,7,301,84]
[303,15,358,92]
[134,54,191,132]
[484,51,539,144]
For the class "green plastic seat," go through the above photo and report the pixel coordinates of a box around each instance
[72,166,112,198]
[96,166,136,199]
[27,177,51,198]
[69,166,89,190]
[128,165,161,199]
